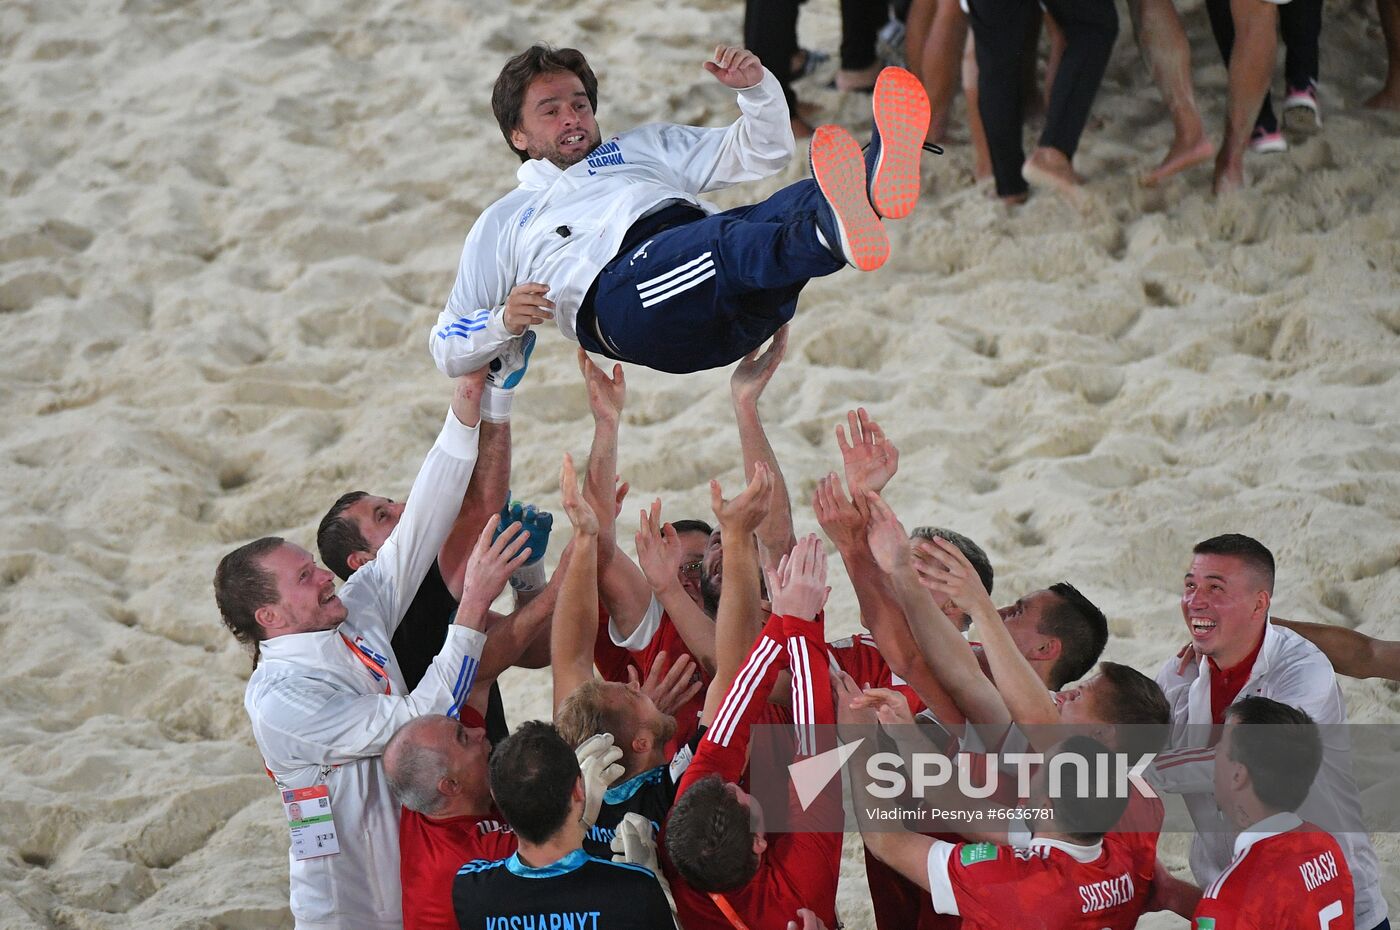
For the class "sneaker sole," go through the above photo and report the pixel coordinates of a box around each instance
[868,67,931,220]
[811,125,889,272]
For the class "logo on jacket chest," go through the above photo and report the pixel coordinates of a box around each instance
[586,140,625,175]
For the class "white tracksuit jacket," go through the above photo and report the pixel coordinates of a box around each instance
[1149,620,1386,928]
[245,410,484,930]
[429,69,793,378]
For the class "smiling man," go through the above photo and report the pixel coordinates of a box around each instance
[430,43,933,378]
[213,372,534,930]
[1150,534,1387,930]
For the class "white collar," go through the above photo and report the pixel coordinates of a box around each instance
[1234,811,1304,858]
[1030,836,1104,864]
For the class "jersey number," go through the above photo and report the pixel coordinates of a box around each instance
[1317,901,1343,930]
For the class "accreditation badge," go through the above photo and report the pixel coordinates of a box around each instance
[283,785,340,860]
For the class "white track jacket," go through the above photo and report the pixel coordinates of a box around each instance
[430,69,793,378]
[1150,621,1386,928]
[245,410,484,930]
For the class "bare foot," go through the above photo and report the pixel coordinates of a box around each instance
[1021,147,1085,207]
[1140,136,1216,188]
[1212,153,1245,195]
[835,62,882,92]
[1364,85,1400,110]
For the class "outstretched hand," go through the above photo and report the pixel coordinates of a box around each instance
[578,348,626,423]
[459,515,533,615]
[635,499,685,593]
[710,462,773,535]
[559,454,598,536]
[812,472,867,553]
[911,536,997,619]
[863,491,912,576]
[766,534,830,621]
[703,45,764,89]
[731,325,789,407]
[628,651,703,716]
[837,408,899,496]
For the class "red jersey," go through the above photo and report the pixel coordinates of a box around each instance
[603,597,711,754]
[665,612,842,930]
[926,835,1147,929]
[398,808,516,930]
[830,632,925,715]
[1195,815,1354,930]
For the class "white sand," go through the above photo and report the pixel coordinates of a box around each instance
[2,0,1398,925]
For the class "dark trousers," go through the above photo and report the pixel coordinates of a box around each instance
[578,182,843,374]
[967,0,1118,197]
[746,0,805,110]
[841,0,888,70]
[1205,0,1324,133]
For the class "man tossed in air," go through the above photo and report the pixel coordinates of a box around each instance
[431,44,931,377]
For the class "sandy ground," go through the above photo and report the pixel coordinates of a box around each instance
[2,0,1398,925]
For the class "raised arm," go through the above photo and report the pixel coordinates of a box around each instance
[915,536,1060,739]
[668,48,793,192]
[701,464,773,725]
[578,349,655,639]
[864,493,1011,733]
[634,499,717,674]
[349,371,485,640]
[812,474,965,727]
[552,454,601,714]
[438,411,511,599]
[731,326,797,572]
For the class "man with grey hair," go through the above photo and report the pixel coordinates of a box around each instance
[386,715,517,930]
[909,525,994,632]
[387,715,626,930]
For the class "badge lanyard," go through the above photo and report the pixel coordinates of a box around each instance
[709,893,753,930]
[340,632,392,694]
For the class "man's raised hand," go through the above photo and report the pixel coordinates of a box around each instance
[578,347,626,424]
[628,650,703,716]
[730,324,788,408]
[709,461,773,534]
[559,454,598,536]
[504,282,555,335]
[911,536,997,619]
[766,533,830,621]
[703,45,764,89]
[863,491,913,576]
[635,499,685,593]
[837,408,899,496]
[812,472,866,553]
[459,514,533,619]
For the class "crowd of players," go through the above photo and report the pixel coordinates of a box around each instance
[216,330,1393,929]
[210,27,1398,930]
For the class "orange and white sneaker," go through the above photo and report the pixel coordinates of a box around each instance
[810,124,888,272]
[865,66,932,220]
